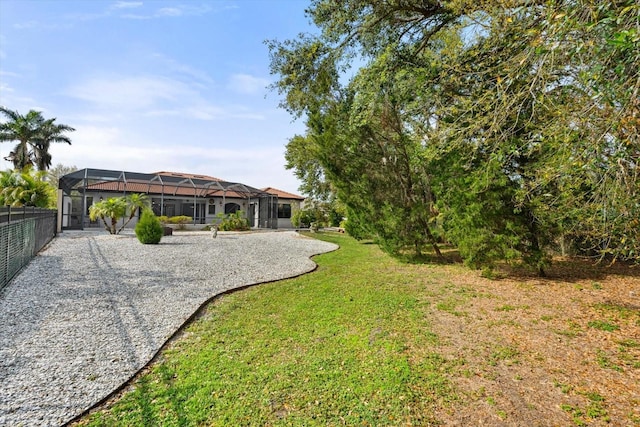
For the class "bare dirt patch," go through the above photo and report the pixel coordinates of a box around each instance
[417,259,640,426]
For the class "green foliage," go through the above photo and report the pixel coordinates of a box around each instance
[284,134,334,200]
[89,197,127,234]
[587,320,620,332]
[118,193,149,233]
[157,215,169,224]
[0,168,56,208]
[135,208,163,244]
[342,206,373,240]
[269,0,640,272]
[167,215,191,224]
[291,208,316,228]
[216,211,250,231]
[88,193,148,235]
[290,198,345,229]
[326,199,346,227]
[167,215,192,230]
[291,199,337,229]
[0,106,74,171]
[436,156,548,273]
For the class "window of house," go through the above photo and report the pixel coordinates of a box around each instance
[86,196,93,216]
[278,203,291,218]
[225,203,241,214]
[151,198,162,216]
[164,204,176,217]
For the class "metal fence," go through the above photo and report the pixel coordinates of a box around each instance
[1,207,57,290]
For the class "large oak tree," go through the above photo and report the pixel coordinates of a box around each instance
[269,1,639,272]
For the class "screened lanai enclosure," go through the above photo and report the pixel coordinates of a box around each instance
[58,169,278,231]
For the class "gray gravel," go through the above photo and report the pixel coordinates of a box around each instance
[0,230,337,427]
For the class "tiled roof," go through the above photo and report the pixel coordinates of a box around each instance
[262,187,305,200]
[153,171,223,181]
[61,168,272,199]
[85,180,253,199]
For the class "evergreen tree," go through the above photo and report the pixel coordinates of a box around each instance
[269,0,639,271]
[135,209,163,244]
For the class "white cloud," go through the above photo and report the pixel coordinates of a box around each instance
[65,75,194,110]
[111,1,143,9]
[120,4,212,20]
[46,124,122,167]
[227,74,271,95]
[0,85,40,112]
[13,20,39,30]
[64,73,267,122]
[148,53,215,86]
[0,70,20,78]
[47,127,288,184]
[182,105,226,120]
[156,8,182,17]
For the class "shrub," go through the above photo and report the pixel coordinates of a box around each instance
[216,211,250,231]
[168,215,192,230]
[291,209,317,228]
[157,215,169,225]
[135,209,163,244]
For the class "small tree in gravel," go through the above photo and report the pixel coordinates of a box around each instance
[135,208,163,244]
[89,193,148,235]
[118,193,149,233]
[89,197,127,234]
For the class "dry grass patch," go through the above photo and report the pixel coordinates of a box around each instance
[424,258,640,426]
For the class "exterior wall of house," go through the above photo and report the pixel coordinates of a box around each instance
[70,192,260,230]
[206,197,250,224]
[277,198,303,229]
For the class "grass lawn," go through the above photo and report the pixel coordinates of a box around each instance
[74,232,640,426]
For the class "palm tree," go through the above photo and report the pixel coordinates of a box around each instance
[33,118,75,170]
[89,198,127,234]
[0,108,43,170]
[0,170,21,206]
[0,169,54,207]
[88,194,150,235]
[118,193,149,233]
[0,106,74,171]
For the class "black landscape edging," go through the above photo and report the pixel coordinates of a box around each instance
[61,243,339,426]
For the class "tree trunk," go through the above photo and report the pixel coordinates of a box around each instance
[420,218,444,260]
[118,209,137,234]
[100,216,110,233]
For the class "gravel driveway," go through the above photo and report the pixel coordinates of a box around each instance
[0,230,337,426]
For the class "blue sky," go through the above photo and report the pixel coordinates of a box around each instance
[0,0,314,194]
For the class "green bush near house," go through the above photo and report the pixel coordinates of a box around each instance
[168,215,192,230]
[216,211,250,231]
[135,209,163,244]
[291,208,318,228]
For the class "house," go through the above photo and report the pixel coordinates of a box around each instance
[261,187,306,229]
[57,168,299,232]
